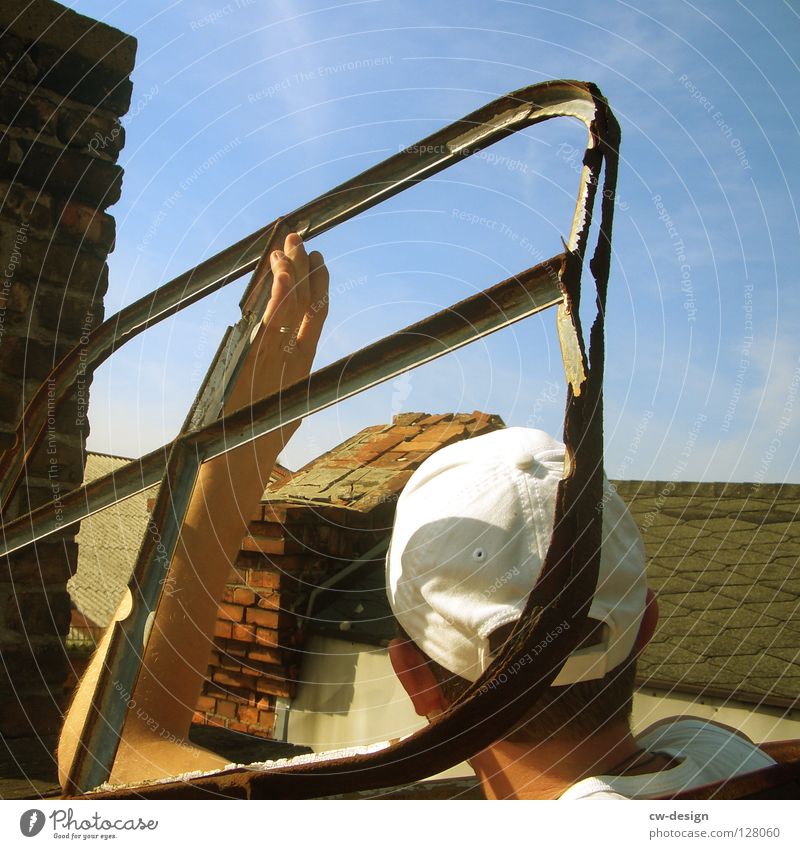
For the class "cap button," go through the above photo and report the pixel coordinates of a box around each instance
[515,452,536,471]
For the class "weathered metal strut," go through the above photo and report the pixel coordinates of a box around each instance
[0,80,620,797]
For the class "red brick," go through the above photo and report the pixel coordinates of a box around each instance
[249,505,267,523]
[244,660,290,682]
[247,520,287,537]
[246,569,281,589]
[415,420,468,441]
[215,653,241,673]
[261,555,318,573]
[383,450,435,468]
[238,706,259,725]
[247,646,282,665]
[256,696,272,711]
[214,621,233,640]
[395,439,451,454]
[468,411,503,431]
[418,413,453,426]
[0,179,54,230]
[231,623,256,643]
[368,432,413,454]
[255,627,278,647]
[196,695,215,713]
[260,505,315,524]
[3,334,71,381]
[245,607,279,629]
[254,677,292,699]
[10,137,125,210]
[215,699,237,719]
[204,684,228,700]
[221,641,247,658]
[257,592,280,610]
[241,535,303,556]
[228,565,246,583]
[258,709,275,727]
[233,587,256,606]
[228,721,248,734]
[191,711,207,726]
[212,669,257,691]
[0,280,32,313]
[219,602,244,623]
[57,201,116,251]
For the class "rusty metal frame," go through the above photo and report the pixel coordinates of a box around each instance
[0,80,620,797]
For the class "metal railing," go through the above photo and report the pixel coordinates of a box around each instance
[0,79,620,797]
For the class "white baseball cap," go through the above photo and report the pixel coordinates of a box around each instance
[386,427,647,686]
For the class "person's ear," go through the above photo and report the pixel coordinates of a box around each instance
[634,588,659,654]
[388,638,448,719]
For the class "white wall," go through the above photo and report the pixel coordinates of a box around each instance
[285,635,474,778]
[633,687,800,743]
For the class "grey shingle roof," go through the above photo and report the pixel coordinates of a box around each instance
[68,453,159,628]
[615,481,800,707]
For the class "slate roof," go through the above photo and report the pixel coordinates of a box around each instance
[615,480,800,708]
[264,411,505,512]
[67,453,160,628]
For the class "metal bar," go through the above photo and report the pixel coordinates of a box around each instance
[0,259,563,558]
[0,79,595,514]
[76,439,201,795]
[0,446,166,557]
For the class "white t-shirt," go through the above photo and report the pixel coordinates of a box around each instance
[559,718,776,800]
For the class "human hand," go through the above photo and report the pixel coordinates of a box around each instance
[226,231,329,412]
[261,231,329,387]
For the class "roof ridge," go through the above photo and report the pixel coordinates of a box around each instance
[86,450,135,461]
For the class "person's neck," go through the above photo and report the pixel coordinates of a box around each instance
[469,724,666,800]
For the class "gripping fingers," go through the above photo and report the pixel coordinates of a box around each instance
[296,250,329,352]
[259,234,328,364]
[285,233,310,296]
[262,247,296,331]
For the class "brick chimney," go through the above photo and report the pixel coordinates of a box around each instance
[0,0,136,742]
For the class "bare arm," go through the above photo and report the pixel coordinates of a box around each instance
[58,233,329,788]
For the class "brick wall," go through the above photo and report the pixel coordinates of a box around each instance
[0,0,135,739]
[194,502,385,737]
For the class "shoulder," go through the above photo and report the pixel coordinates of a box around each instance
[637,716,755,744]
[635,716,775,770]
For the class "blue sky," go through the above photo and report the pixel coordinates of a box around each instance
[69,0,800,482]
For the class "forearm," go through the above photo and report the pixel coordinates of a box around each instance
[58,410,294,788]
[58,234,328,787]
[120,423,293,738]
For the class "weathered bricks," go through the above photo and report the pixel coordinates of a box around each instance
[0,1,136,742]
[245,607,279,629]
